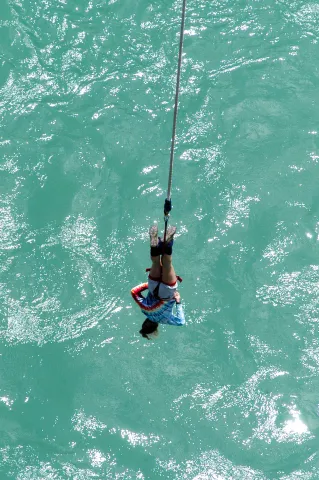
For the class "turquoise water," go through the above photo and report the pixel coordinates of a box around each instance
[2,0,319,478]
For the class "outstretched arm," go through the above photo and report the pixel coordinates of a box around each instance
[167,292,185,326]
[131,283,148,305]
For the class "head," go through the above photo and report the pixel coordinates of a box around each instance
[139,319,159,340]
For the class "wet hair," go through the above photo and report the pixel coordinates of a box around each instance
[139,319,158,339]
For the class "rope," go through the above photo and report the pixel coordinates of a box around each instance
[164,0,187,242]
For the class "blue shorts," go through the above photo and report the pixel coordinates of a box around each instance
[148,276,178,300]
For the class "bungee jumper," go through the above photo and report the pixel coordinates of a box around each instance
[131,0,187,339]
[131,224,185,339]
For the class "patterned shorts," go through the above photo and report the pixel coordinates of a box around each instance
[148,277,178,300]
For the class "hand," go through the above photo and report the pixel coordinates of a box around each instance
[174,291,181,304]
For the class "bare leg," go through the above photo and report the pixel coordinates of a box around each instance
[161,254,177,284]
[149,256,162,279]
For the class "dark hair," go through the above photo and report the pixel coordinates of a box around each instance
[139,319,158,339]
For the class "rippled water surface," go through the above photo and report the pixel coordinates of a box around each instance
[2,0,319,478]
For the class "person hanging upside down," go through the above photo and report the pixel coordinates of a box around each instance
[131,224,185,339]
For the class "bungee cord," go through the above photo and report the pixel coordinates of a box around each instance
[163,0,187,243]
